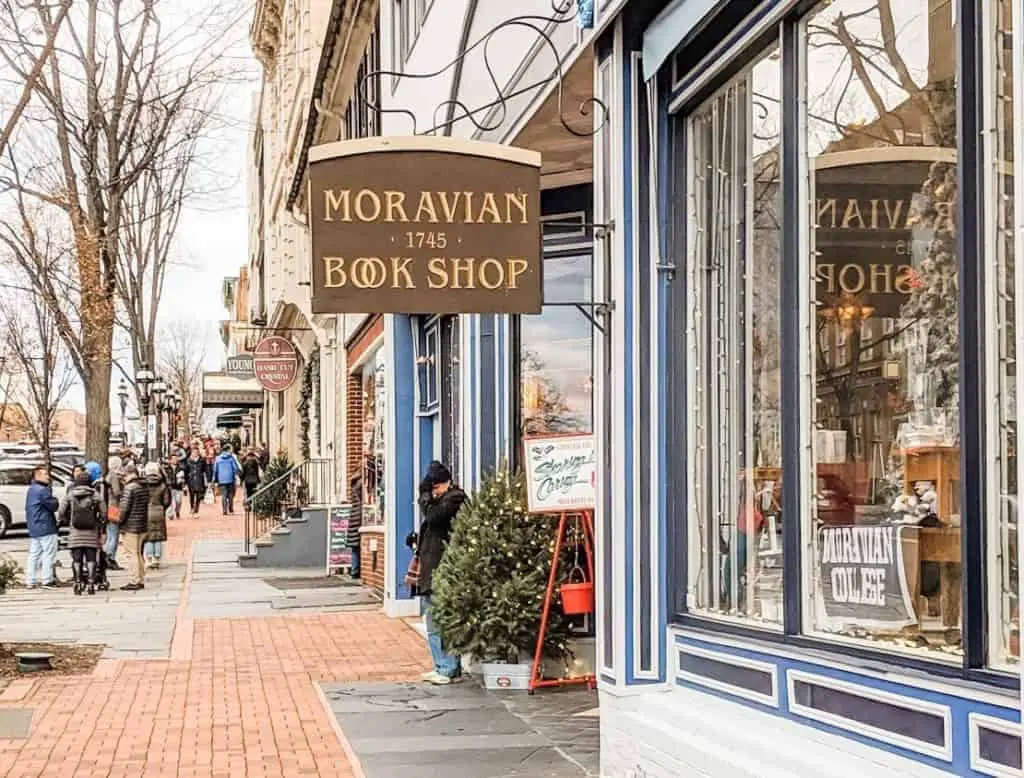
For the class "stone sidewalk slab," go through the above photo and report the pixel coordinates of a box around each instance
[320,681,596,777]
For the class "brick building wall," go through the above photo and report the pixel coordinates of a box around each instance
[359,529,385,592]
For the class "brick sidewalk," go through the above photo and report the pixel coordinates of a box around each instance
[0,501,431,778]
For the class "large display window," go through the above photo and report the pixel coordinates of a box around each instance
[672,0,1022,677]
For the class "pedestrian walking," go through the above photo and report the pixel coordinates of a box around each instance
[60,469,104,596]
[183,446,207,517]
[104,456,123,570]
[24,465,61,590]
[240,448,262,502]
[143,462,170,569]
[165,453,184,519]
[410,460,466,685]
[117,462,150,591]
[258,444,270,471]
[213,444,240,515]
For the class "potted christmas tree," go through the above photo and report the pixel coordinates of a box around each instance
[430,467,572,689]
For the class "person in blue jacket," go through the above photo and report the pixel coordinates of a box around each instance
[213,444,240,515]
[25,465,60,589]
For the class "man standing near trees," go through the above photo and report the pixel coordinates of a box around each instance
[24,465,60,589]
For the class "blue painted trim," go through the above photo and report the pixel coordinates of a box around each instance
[673,633,1020,776]
[656,76,672,684]
[392,314,417,601]
[622,45,637,685]
[667,0,787,105]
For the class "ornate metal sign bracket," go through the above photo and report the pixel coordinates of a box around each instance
[356,0,609,140]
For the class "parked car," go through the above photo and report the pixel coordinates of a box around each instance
[0,462,71,538]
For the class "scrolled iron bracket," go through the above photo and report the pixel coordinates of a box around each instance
[356,0,608,139]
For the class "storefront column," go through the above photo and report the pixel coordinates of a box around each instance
[595,12,669,692]
[384,313,420,618]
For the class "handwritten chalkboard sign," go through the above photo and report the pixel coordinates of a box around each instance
[523,434,596,514]
[327,504,353,570]
[819,524,917,629]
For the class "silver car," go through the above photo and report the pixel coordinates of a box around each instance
[0,463,71,538]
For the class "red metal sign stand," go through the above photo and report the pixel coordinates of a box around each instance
[528,510,597,694]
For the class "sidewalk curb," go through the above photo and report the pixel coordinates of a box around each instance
[314,681,365,778]
[169,548,194,661]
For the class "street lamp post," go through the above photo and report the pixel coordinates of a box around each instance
[117,378,129,446]
[136,366,155,462]
[166,391,179,454]
[152,376,167,462]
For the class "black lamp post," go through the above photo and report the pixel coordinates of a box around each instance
[117,378,129,446]
[136,365,154,461]
[152,376,167,461]
[166,390,179,454]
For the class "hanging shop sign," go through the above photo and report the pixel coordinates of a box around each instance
[818,524,917,629]
[253,336,299,392]
[813,149,956,319]
[225,353,255,379]
[308,136,543,315]
[327,504,353,571]
[523,433,597,514]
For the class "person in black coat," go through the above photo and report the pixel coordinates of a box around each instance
[183,446,207,517]
[407,460,466,685]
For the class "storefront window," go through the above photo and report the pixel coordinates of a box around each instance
[987,0,1018,669]
[520,253,593,435]
[686,47,783,624]
[804,0,962,657]
[361,349,386,525]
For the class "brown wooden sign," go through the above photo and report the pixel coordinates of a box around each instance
[308,136,543,314]
[253,336,299,392]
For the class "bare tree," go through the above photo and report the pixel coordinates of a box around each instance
[158,319,209,438]
[0,0,246,463]
[0,0,71,159]
[0,284,76,461]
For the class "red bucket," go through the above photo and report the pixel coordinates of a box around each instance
[560,567,594,615]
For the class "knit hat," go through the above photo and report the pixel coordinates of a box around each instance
[144,462,161,477]
[84,461,102,483]
[424,460,452,486]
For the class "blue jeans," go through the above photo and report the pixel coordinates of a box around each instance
[219,482,236,514]
[349,545,361,577]
[105,522,119,561]
[143,540,163,559]
[26,534,59,586]
[423,595,460,678]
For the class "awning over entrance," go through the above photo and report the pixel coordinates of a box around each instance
[215,409,246,429]
[201,372,264,409]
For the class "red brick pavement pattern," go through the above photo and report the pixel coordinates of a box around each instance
[163,503,245,562]
[0,501,432,778]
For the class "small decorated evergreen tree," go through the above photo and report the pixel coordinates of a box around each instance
[250,451,293,517]
[431,467,573,664]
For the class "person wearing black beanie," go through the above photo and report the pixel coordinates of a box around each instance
[411,460,466,684]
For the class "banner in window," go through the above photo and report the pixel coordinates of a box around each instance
[818,524,918,629]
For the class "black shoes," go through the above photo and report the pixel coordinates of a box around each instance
[120,583,144,591]
[107,560,121,571]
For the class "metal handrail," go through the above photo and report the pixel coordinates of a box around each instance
[242,458,334,556]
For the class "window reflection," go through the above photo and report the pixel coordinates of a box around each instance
[686,47,783,625]
[805,0,962,657]
[520,253,593,436]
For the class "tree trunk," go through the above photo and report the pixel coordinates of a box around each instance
[84,358,112,465]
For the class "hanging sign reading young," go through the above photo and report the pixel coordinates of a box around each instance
[818,524,917,628]
[253,336,299,392]
[308,136,542,315]
[327,504,353,570]
[523,434,597,514]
